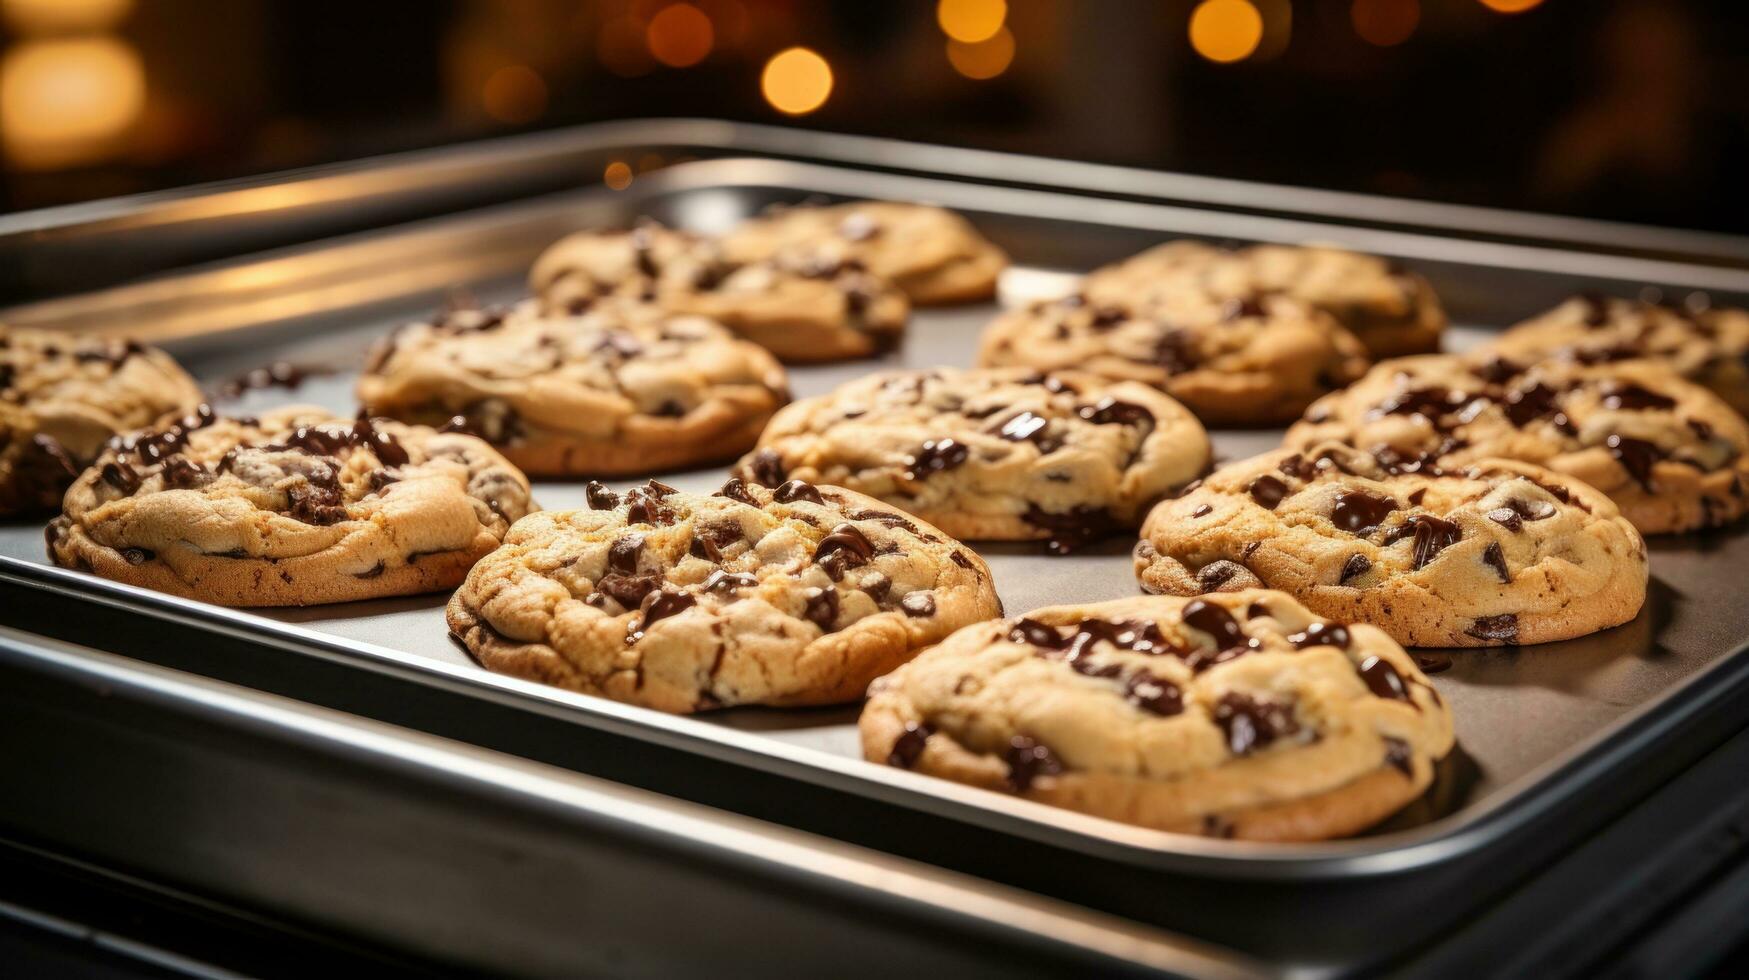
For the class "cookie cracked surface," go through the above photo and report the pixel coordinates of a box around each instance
[530,222,908,363]
[719,201,1007,306]
[356,300,789,477]
[1082,240,1446,359]
[1,325,204,515]
[447,477,1003,713]
[47,405,535,606]
[1134,443,1647,647]
[733,368,1210,551]
[1289,354,1749,534]
[976,288,1371,426]
[1480,295,1749,418]
[861,589,1455,841]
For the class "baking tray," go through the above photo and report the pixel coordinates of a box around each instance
[5,153,1749,971]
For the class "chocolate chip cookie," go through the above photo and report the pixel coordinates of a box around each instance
[1,325,204,516]
[733,368,1209,552]
[1083,241,1447,358]
[976,288,1371,426]
[1134,444,1647,647]
[1288,354,1749,534]
[530,222,909,362]
[447,477,1002,713]
[1481,294,1749,418]
[861,589,1455,841]
[356,300,790,477]
[719,201,1007,305]
[46,405,535,606]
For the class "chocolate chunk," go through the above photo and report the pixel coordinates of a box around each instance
[860,571,893,602]
[1339,553,1372,585]
[746,449,787,487]
[1181,599,1246,651]
[645,479,678,496]
[1503,381,1561,427]
[773,479,824,505]
[888,722,931,767]
[1471,357,1523,383]
[950,550,975,570]
[624,486,678,525]
[1197,561,1244,590]
[1067,619,1170,657]
[714,477,759,506]
[1213,693,1299,756]
[1248,474,1288,510]
[608,533,645,574]
[1388,514,1462,570]
[1486,507,1523,532]
[1606,434,1663,490]
[1384,737,1414,777]
[1220,295,1266,321]
[1153,328,1197,374]
[1191,504,1213,518]
[596,572,660,609]
[899,592,936,617]
[354,561,386,579]
[1287,622,1351,650]
[1599,382,1676,412]
[1332,490,1398,534]
[627,589,697,643]
[1357,655,1411,701]
[351,413,409,467]
[1482,542,1511,583]
[1022,504,1121,554]
[907,438,970,480]
[585,481,621,510]
[1503,496,1556,522]
[703,569,757,593]
[160,455,208,489]
[803,586,839,631]
[1414,652,1453,674]
[1246,601,1271,619]
[1408,488,1427,507]
[1009,617,1068,649]
[100,461,141,495]
[286,482,346,526]
[814,523,875,580]
[1376,386,1468,421]
[995,411,1050,446]
[119,547,155,565]
[1077,397,1153,427]
[1124,673,1184,716]
[1002,735,1064,792]
[1465,613,1519,644]
[851,509,923,536]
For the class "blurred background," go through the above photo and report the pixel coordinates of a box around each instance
[0,0,1744,232]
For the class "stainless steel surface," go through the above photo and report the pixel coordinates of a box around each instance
[2,157,1746,877]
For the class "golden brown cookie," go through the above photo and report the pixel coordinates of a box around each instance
[1,325,204,515]
[448,477,1002,713]
[1134,444,1647,647]
[356,300,789,477]
[734,367,1210,551]
[976,289,1370,426]
[47,405,535,606]
[861,589,1455,841]
[1288,354,1749,534]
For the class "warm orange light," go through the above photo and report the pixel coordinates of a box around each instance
[646,3,713,68]
[1189,0,1263,64]
[1478,0,1543,12]
[599,16,655,77]
[481,65,547,124]
[947,26,1014,80]
[936,0,1005,44]
[1351,0,1418,47]
[1,0,131,34]
[0,36,143,168]
[760,47,832,116]
[604,161,633,191]
[700,0,749,48]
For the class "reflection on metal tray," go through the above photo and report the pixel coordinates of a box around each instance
[4,154,1749,972]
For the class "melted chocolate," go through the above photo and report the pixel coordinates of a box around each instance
[1600,382,1677,412]
[627,590,696,643]
[814,523,874,580]
[1153,329,1197,374]
[100,461,141,495]
[746,449,787,487]
[119,547,154,565]
[1332,490,1398,534]
[1465,613,1519,644]
[1078,397,1153,427]
[1124,673,1184,716]
[585,481,621,510]
[714,477,759,506]
[803,587,839,631]
[161,456,208,489]
[1213,693,1299,756]
[1249,474,1288,510]
[907,438,970,480]
[1389,514,1463,569]
[703,569,757,593]
[608,533,645,574]
[774,479,824,505]
[1482,542,1511,583]
[217,361,328,399]
[1340,553,1372,585]
[1287,622,1351,650]
[1357,655,1411,701]
[1606,434,1663,490]
[1414,652,1454,674]
[899,592,937,618]
[1191,504,1213,518]
[597,572,660,610]
[1503,382,1561,427]
[624,485,679,526]
[1022,504,1121,554]
[888,722,931,767]
[1002,735,1064,792]
[1181,599,1247,658]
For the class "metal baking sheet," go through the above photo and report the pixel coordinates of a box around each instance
[5,154,1749,967]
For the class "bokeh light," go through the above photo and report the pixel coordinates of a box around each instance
[481,65,547,124]
[1,0,131,34]
[604,160,633,190]
[1189,0,1263,64]
[1478,0,1543,12]
[1,36,143,168]
[1351,0,1418,47]
[936,0,1006,44]
[646,3,713,68]
[947,26,1014,80]
[760,47,832,116]
[599,15,656,77]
